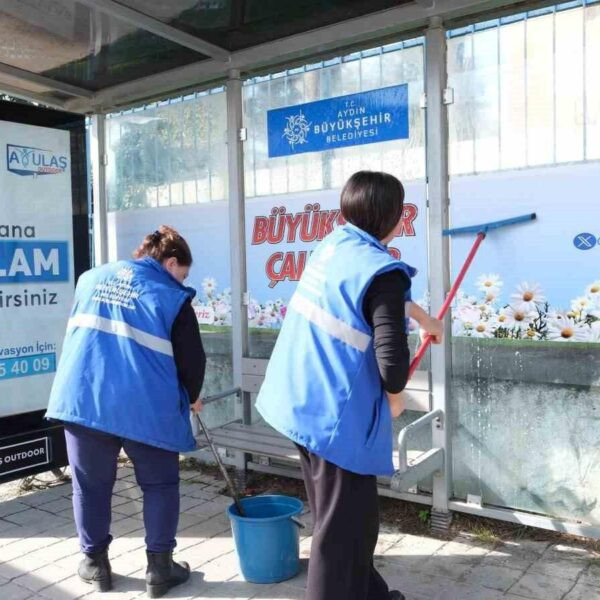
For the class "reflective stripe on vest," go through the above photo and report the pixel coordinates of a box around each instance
[289,292,371,352]
[67,313,173,357]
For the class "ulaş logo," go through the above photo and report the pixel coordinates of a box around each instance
[283,111,311,149]
[6,144,68,176]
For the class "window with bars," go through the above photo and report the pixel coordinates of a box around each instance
[448,0,600,175]
[106,90,228,211]
[105,40,425,211]
[242,39,425,198]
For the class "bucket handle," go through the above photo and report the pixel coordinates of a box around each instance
[291,517,306,529]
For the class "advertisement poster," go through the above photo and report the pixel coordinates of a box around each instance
[449,164,600,343]
[107,183,428,332]
[239,184,428,329]
[0,120,75,417]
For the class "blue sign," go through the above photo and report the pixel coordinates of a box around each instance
[0,241,69,283]
[573,232,597,250]
[267,84,409,158]
[0,352,56,381]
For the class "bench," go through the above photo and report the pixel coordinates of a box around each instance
[194,358,443,504]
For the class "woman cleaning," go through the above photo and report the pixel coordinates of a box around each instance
[46,226,205,598]
[256,171,443,600]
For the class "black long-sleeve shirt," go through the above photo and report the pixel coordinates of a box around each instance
[171,300,206,402]
[362,270,410,394]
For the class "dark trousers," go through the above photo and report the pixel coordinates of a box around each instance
[64,423,180,555]
[296,443,391,600]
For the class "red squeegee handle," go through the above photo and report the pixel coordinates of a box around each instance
[407,232,486,380]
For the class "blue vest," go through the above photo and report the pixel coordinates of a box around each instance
[255,224,415,476]
[46,257,197,453]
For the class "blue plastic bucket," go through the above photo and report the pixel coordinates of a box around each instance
[227,495,304,584]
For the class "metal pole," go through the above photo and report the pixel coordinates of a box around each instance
[195,413,245,516]
[425,17,453,530]
[90,114,108,266]
[226,69,251,478]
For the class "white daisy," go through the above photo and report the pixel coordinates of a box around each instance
[501,305,537,332]
[477,303,494,316]
[571,296,592,316]
[546,313,589,342]
[494,311,511,328]
[471,319,496,338]
[586,281,600,299]
[483,290,499,304]
[202,277,217,297]
[523,328,541,341]
[455,305,481,325]
[476,274,503,294]
[511,282,546,312]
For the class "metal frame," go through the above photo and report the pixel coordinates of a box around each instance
[0,62,94,99]
[90,115,109,266]
[0,1,535,113]
[226,69,252,476]
[0,82,70,113]
[60,0,523,113]
[424,17,454,522]
[76,0,229,60]
[449,500,600,540]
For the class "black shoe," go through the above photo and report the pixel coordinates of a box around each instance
[389,591,406,600]
[146,550,190,598]
[77,548,113,592]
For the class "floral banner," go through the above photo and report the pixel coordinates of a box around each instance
[452,276,599,342]
[192,185,428,329]
[449,163,600,343]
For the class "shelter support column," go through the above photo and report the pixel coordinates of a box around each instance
[90,114,108,266]
[226,69,251,480]
[425,17,453,530]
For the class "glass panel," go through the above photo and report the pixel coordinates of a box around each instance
[473,29,500,173]
[105,92,233,427]
[585,5,600,160]
[448,35,475,175]
[449,4,600,526]
[555,7,584,163]
[499,21,527,169]
[118,0,408,52]
[449,5,597,174]
[526,14,554,166]
[122,0,232,36]
[0,1,204,91]
[243,42,426,359]
[381,45,426,182]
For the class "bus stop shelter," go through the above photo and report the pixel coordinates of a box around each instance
[1,0,599,543]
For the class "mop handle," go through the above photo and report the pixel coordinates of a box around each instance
[407,231,486,379]
[194,412,246,517]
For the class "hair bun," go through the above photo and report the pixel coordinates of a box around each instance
[133,225,192,266]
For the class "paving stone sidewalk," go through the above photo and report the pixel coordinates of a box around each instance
[0,465,598,600]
